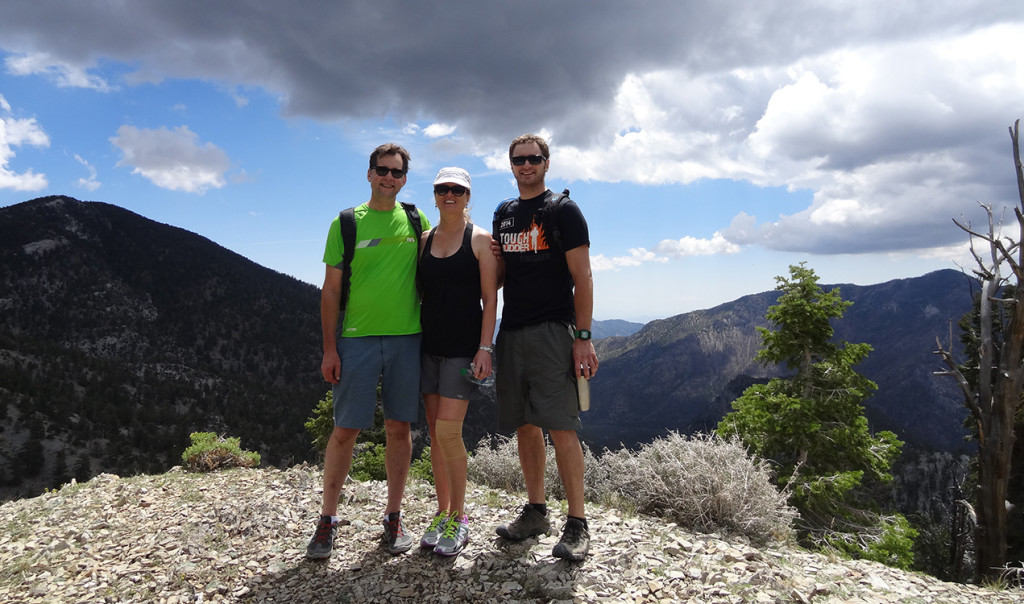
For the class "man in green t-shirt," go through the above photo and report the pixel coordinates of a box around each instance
[306,143,430,560]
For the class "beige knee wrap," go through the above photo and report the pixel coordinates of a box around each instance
[435,419,466,462]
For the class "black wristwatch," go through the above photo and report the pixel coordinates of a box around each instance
[574,329,592,341]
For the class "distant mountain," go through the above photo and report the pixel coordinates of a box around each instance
[0,196,979,503]
[591,319,644,340]
[0,196,325,500]
[585,269,974,452]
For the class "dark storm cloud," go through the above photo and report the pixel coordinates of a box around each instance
[2,0,1022,255]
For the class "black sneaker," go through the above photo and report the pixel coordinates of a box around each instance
[305,515,337,559]
[383,512,413,555]
[552,518,590,561]
[495,504,551,541]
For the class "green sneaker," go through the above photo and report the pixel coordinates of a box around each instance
[434,514,469,557]
[420,512,449,549]
[383,512,413,555]
[496,504,551,541]
[305,515,337,559]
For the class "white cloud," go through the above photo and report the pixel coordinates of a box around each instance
[5,53,112,91]
[654,232,741,257]
[592,232,738,272]
[0,94,49,191]
[109,125,230,194]
[73,153,101,191]
[423,123,456,138]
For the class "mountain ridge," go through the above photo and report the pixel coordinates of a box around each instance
[1,195,975,504]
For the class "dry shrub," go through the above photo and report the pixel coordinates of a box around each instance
[467,434,601,501]
[596,432,794,543]
[469,431,794,544]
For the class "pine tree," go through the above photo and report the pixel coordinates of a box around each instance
[718,263,911,567]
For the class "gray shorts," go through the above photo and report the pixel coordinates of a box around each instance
[332,334,422,429]
[495,321,581,432]
[420,354,475,400]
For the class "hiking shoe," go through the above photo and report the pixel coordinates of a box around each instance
[420,512,449,549]
[495,504,551,541]
[305,515,337,559]
[552,518,590,562]
[383,512,413,555]
[434,514,470,557]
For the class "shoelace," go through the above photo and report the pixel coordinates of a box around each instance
[313,519,336,544]
[386,518,406,536]
[440,518,459,540]
[428,513,448,532]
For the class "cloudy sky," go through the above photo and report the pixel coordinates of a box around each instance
[1,1,1021,322]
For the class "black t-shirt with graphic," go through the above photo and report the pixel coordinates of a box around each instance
[495,190,590,330]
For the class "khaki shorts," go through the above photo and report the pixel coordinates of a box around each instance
[420,353,475,401]
[495,321,581,432]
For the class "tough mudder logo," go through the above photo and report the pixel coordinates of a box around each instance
[501,218,550,253]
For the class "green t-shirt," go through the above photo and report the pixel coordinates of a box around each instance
[323,203,430,336]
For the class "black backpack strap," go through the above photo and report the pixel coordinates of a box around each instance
[338,207,357,311]
[400,202,423,248]
[400,202,424,296]
[541,188,571,252]
[492,197,516,240]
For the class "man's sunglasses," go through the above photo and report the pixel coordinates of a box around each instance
[372,166,406,178]
[434,184,468,197]
[511,155,546,166]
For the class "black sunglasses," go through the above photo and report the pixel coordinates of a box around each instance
[511,154,546,166]
[372,166,406,178]
[434,184,468,197]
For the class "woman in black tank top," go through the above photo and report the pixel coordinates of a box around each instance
[417,167,499,557]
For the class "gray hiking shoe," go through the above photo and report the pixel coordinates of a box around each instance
[495,504,551,541]
[420,512,449,549]
[383,512,413,555]
[434,514,469,557]
[305,515,337,559]
[552,518,590,562]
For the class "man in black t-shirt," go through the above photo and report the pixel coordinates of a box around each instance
[491,133,599,562]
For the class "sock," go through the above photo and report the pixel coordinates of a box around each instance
[385,511,401,522]
[530,503,547,516]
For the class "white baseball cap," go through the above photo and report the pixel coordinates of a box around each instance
[432,166,471,190]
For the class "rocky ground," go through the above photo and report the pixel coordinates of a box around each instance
[0,465,1019,603]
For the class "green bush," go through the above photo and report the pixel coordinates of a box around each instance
[181,432,260,472]
[410,446,435,485]
[304,392,334,452]
[823,513,918,570]
[350,443,386,481]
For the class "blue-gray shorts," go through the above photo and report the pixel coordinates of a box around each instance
[420,354,475,400]
[495,321,581,432]
[332,334,422,429]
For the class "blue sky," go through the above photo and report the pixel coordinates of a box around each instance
[1,1,1022,323]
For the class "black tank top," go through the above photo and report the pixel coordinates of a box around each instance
[419,223,482,357]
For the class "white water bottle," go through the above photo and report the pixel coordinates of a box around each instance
[577,374,590,411]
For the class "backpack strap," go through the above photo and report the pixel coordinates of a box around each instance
[400,202,423,249]
[492,197,516,239]
[400,202,424,297]
[338,207,357,311]
[540,188,571,252]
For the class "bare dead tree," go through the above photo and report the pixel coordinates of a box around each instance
[934,119,1024,582]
